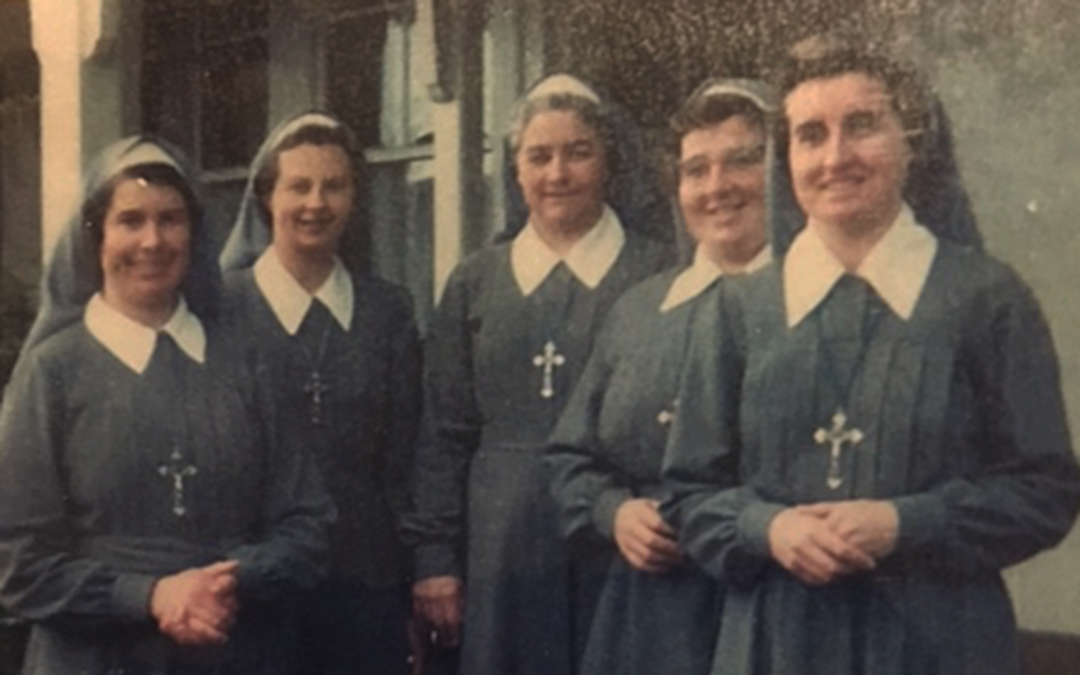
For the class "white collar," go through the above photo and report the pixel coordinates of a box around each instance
[784,204,938,327]
[660,244,772,313]
[511,205,626,296]
[85,294,206,374]
[254,247,354,335]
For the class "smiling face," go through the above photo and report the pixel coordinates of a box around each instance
[678,114,767,266]
[99,178,192,320]
[515,109,609,238]
[268,143,355,259]
[785,72,912,235]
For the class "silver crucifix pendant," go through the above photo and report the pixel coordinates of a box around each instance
[304,371,330,425]
[657,398,678,426]
[813,410,864,490]
[532,340,566,399]
[158,448,198,517]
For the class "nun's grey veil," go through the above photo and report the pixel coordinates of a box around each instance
[18,136,216,360]
[500,74,674,243]
[903,96,979,248]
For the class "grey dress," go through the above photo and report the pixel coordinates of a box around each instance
[546,267,727,675]
[663,241,1080,675]
[408,231,672,675]
[222,269,420,587]
[0,319,332,675]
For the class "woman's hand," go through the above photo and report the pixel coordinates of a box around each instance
[151,560,240,646]
[412,575,464,648]
[613,499,682,573]
[768,508,876,586]
[797,500,899,561]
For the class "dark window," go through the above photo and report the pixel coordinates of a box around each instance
[321,3,398,150]
[141,0,269,170]
[320,4,398,277]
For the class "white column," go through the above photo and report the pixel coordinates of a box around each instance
[31,0,83,260]
[431,100,462,302]
[426,0,465,303]
[429,0,485,304]
[30,0,120,260]
[268,0,319,124]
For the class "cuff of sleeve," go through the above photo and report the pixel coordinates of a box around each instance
[227,550,286,598]
[892,494,950,551]
[591,488,634,541]
[111,573,158,621]
[415,543,461,580]
[738,501,786,559]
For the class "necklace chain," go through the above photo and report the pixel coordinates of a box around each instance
[296,301,334,425]
[813,276,882,489]
[532,263,576,400]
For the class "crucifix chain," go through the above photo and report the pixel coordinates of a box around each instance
[529,262,577,400]
[812,275,881,489]
[296,301,334,425]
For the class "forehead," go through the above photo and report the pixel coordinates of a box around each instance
[680,115,764,158]
[784,72,891,125]
[108,177,186,210]
[276,143,352,176]
[519,109,600,148]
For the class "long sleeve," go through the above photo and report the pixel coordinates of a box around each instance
[380,287,423,542]
[659,286,771,584]
[889,274,1080,573]
[545,321,632,544]
[405,264,481,580]
[662,262,1080,586]
[229,364,335,602]
[0,355,157,625]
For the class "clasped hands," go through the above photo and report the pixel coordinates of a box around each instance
[768,499,899,586]
[150,559,240,646]
[613,498,682,574]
